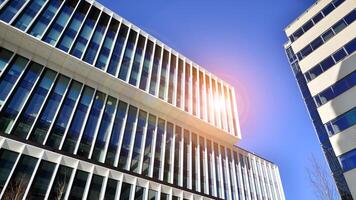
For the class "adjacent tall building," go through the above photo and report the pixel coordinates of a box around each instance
[0,0,285,199]
[284,0,355,199]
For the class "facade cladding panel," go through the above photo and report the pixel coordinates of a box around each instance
[284,0,356,199]
[0,0,285,199]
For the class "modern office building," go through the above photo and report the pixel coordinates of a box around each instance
[284,0,356,199]
[0,0,285,199]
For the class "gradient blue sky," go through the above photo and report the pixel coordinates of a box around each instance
[98,0,328,199]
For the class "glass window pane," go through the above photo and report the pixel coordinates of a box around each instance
[183,129,190,188]
[167,54,176,104]
[345,39,356,54]
[48,165,73,200]
[0,55,28,107]
[118,105,138,169]
[12,69,57,139]
[192,67,198,116]
[118,30,137,81]
[138,40,154,91]
[0,48,13,73]
[83,13,110,64]
[339,149,356,172]
[2,155,38,199]
[46,81,82,149]
[344,10,356,25]
[95,19,120,70]
[0,62,43,134]
[62,86,94,153]
[130,110,147,173]
[142,114,156,176]
[107,24,129,76]
[28,0,63,38]
[161,193,169,200]
[119,182,132,200]
[206,140,214,195]
[333,48,347,63]
[199,136,205,194]
[12,0,46,31]
[87,174,103,200]
[29,75,70,144]
[312,12,323,24]
[191,133,198,191]
[129,35,146,86]
[0,0,27,23]
[163,122,174,182]
[134,185,145,200]
[68,170,89,200]
[0,149,18,193]
[184,63,191,112]
[91,96,117,163]
[158,50,169,100]
[153,118,165,179]
[56,1,90,52]
[322,3,335,16]
[332,20,347,34]
[42,0,79,45]
[77,91,106,158]
[148,45,162,96]
[148,189,158,200]
[104,178,118,200]
[70,7,100,58]
[26,160,56,200]
[321,29,334,42]
[105,101,128,166]
[173,126,181,186]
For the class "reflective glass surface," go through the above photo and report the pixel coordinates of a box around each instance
[12,0,46,31]
[68,170,88,200]
[27,160,56,199]
[138,40,154,91]
[118,30,137,81]
[0,149,18,193]
[142,114,156,176]
[149,45,162,95]
[107,24,128,76]
[129,35,146,86]
[130,110,147,173]
[0,0,27,23]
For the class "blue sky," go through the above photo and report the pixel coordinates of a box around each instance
[98,0,328,199]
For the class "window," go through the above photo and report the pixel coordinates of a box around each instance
[176,59,184,109]
[28,0,63,38]
[320,57,335,72]
[62,86,95,153]
[345,39,356,54]
[163,122,174,182]
[95,19,120,69]
[302,20,313,33]
[153,118,165,179]
[29,75,70,144]
[205,74,211,123]
[68,170,89,200]
[199,71,205,119]
[139,40,154,91]
[173,126,182,186]
[77,91,106,158]
[130,110,147,173]
[46,81,82,149]
[2,155,38,199]
[12,0,46,31]
[344,10,356,24]
[332,48,347,63]
[0,55,28,107]
[118,105,138,169]
[167,54,176,104]
[161,193,170,200]
[142,114,157,176]
[321,29,334,42]
[158,50,169,100]
[27,160,56,199]
[312,12,323,24]
[339,149,356,172]
[326,107,356,135]
[48,165,73,200]
[310,37,323,51]
[91,96,118,163]
[332,20,347,34]
[206,140,214,196]
[105,101,127,166]
[0,48,13,73]
[183,129,190,188]
[149,45,162,95]
[184,63,191,112]
[191,133,198,191]
[322,4,335,16]
[129,35,146,86]
[83,13,110,64]
[134,186,145,200]
[0,62,43,134]
[12,69,57,139]
[42,0,79,45]
[0,149,18,193]
[0,0,27,23]
[107,24,129,76]
[119,182,132,200]
[87,174,104,200]
[118,30,138,81]
[148,189,158,200]
[199,136,205,193]
[56,1,90,52]
[192,67,198,116]
[104,178,119,200]
[70,7,100,58]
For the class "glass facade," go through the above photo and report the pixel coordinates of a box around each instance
[0,0,240,136]
[0,1,285,199]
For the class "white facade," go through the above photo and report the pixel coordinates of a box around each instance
[285,0,356,198]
